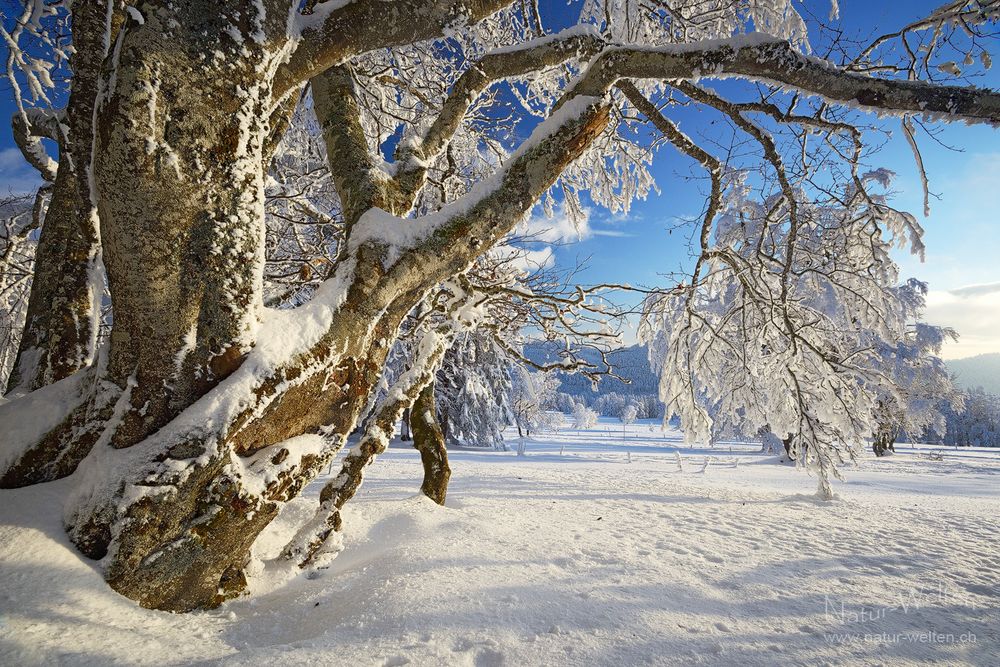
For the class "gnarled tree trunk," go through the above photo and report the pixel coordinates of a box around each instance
[410,380,451,505]
[6,1,118,395]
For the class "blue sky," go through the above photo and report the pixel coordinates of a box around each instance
[530,0,1000,359]
[546,98,1000,359]
[1,1,997,359]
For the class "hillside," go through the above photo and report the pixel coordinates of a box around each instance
[523,342,658,397]
[524,343,1000,401]
[947,353,1000,394]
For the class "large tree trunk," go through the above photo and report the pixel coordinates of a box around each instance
[410,380,451,505]
[0,1,278,488]
[5,1,118,395]
[0,0,614,611]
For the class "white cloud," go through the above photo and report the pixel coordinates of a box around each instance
[487,245,555,273]
[590,229,634,238]
[923,283,1000,359]
[947,281,1000,298]
[511,247,554,272]
[516,206,591,244]
[516,205,638,246]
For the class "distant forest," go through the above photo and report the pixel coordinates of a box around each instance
[523,342,659,398]
[525,343,1000,446]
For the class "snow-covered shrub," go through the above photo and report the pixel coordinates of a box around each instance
[571,402,598,430]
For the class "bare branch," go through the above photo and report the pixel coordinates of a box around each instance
[901,116,932,217]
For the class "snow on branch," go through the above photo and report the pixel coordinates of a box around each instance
[11,108,60,182]
[560,35,1000,125]
[276,0,517,100]
[280,299,469,567]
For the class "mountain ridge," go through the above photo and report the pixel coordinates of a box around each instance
[524,343,1000,398]
[523,341,658,398]
[946,352,1000,394]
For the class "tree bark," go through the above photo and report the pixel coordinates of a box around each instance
[1,1,281,487]
[400,408,411,441]
[410,380,451,505]
[872,429,897,457]
[6,1,119,394]
[281,323,450,568]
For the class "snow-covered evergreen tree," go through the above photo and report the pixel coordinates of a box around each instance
[435,330,512,449]
[942,388,1000,448]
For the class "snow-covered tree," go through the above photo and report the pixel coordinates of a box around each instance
[870,281,963,455]
[620,404,638,426]
[571,401,598,430]
[589,391,661,419]
[640,166,952,497]
[619,403,638,438]
[553,392,579,414]
[1,0,999,609]
[0,193,40,387]
[593,392,629,418]
[511,365,560,438]
[435,329,513,449]
[943,388,1000,448]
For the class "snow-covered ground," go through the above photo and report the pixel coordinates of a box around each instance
[1,417,998,666]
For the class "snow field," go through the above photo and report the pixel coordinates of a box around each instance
[1,417,998,666]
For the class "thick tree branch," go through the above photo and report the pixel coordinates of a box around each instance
[11,109,60,182]
[282,323,450,567]
[392,28,606,185]
[314,28,607,228]
[311,65,408,227]
[568,37,1000,124]
[274,0,516,102]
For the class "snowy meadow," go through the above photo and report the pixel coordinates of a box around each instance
[2,416,998,665]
